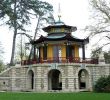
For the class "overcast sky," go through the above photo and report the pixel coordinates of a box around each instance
[0,0,91,63]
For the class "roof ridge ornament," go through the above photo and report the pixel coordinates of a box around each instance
[58,3,61,22]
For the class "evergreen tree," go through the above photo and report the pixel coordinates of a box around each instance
[0,0,53,65]
[94,75,110,92]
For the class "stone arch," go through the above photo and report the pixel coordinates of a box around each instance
[78,69,89,89]
[27,70,34,90]
[48,69,62,90]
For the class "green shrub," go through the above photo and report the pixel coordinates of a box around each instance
[94,75,110,92]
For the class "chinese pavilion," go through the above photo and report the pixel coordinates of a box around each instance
[29,19,90,64]
[0,17,109,92]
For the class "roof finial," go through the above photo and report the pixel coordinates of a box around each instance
[58,3,61,22]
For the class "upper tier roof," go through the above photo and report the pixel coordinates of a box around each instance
[31,19,89,45]
[42,20,77,34]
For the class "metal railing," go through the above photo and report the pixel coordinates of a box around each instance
[21,57,98,65]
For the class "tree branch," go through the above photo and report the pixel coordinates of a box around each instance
[17,33,32,41]
[106,36,110,40]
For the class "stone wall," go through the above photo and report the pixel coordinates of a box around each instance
[0,63,110,92]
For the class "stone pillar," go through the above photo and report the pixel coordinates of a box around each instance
[88,73,93,91]
[62,76,66,91]
[75,77,79,91]
[20,68,27,91]
[11,68,16,91]
[67,66,74,91]
[43,69,48,92]
[36,67,42,91]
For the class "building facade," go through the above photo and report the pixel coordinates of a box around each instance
[0,19,110,92]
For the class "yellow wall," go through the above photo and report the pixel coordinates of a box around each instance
[47,44,53,60]
[40,44,79,60]
[50,28,55,33]
[40,44,53,60]
[61,45,66,59]
[61,28,65,32]
[40,47,43,59]
[74,45,79,57]
[47,44,66,58]
[50,28,65,33]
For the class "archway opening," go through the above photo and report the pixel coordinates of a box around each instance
[78,69,89,89]
[28,70,34,89]
[48,69,62,90]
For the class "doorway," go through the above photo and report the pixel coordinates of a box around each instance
[28,70,34,89]
[48,69,62,90]
[78,69,89,89]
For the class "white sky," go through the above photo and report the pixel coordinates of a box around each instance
[0,0,92,63]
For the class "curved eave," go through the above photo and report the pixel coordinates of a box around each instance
[31,34,89,45]
[43,25,77,33]
[84,37,89,45]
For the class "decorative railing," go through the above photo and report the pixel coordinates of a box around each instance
[21,57,98,65]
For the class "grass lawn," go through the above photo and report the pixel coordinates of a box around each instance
[0,92,110,100]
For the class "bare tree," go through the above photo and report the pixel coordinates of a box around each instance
[86,0,110,49]
[28,12,55,61]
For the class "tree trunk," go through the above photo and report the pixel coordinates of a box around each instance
[34,16,40,40]
[10,0,17,66]
[28,16,40,61]
[10,28,17,65]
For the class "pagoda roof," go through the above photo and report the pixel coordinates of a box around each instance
[43,25,77,32]
[31,33,89,45]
